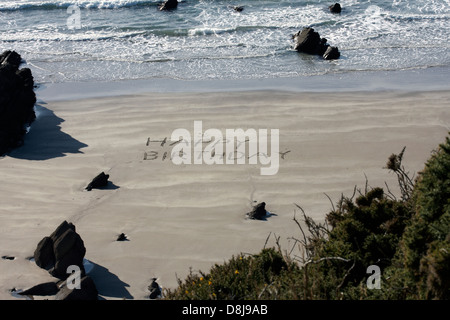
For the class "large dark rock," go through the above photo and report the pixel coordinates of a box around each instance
[0,51,22,68]
[55,276,98,300]
[51,229,86,279]
[246,202,268,220]
[323,46,341,60]
[85,172,110,191]
[49,220,76,242]
[159,0,178,11]
[18,282,59,296]
[329,3,342,14]
[34,236,55,270]
[34,221,86,280]
[293,27,340,60]
[0,50,36,156]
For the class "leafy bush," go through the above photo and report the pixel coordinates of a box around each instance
[386,135,450,299]
[163,248,299,300]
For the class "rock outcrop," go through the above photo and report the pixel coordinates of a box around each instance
[18,282,59,297]
[55,276,98,300]
[23,221,99,300]
[293,27,340,60]
[0,50,36,156]
[34,221,86,280]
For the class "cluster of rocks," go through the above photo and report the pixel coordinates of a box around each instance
[293,3,342,60]
[0,50,36,156]
[293,27,340,60]
[26,221,98,300]
[159,1,245,12]
[34,221,86,279]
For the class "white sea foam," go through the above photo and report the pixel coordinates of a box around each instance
[0,0,158,11]
[1,0,448,82]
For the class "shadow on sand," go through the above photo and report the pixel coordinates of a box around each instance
[7,103,88,160]
[88,261,134,300]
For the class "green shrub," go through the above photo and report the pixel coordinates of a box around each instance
[163,248,298,300]
[388,135,450,299]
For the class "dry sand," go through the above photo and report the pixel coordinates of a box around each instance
[0,89,449,300]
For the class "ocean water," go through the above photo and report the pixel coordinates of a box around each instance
[0,0,449,84]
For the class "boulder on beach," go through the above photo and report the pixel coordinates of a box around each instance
[0,50,36,156]
[159,0,178,11]
[34,236,55,270]
[55,276,98,300]
[85,172,110,191]
[293,27,340,60]
[33,221,86,280]
[18,281,59,297]
[329,3,342,14]
[246,202,268,220]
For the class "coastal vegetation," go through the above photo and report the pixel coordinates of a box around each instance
[164,134,450,300]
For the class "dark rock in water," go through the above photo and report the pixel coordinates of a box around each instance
[233,6,244,12]
[0,51,22,68]
[0,50,36,156]
[148,278,161,299]
[293,28,327,56]
[246,202,268,220]
[323,46,340,60]
[116,233,128,241]
[55,276,98,300]
[18,282,59,296]
[329,3,342,14]
[293,27,340,60]
[85,172,109,191]
[159,0,178,11]
[34,221,86,280]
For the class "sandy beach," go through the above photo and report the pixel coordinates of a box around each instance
[0,89,449,300]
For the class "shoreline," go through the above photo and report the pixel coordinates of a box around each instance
[1,84,449,300]
[34,66,450,102]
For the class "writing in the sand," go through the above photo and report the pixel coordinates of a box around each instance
[143,137,291,163]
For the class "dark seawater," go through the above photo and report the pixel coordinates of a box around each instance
[1,0,449,84]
